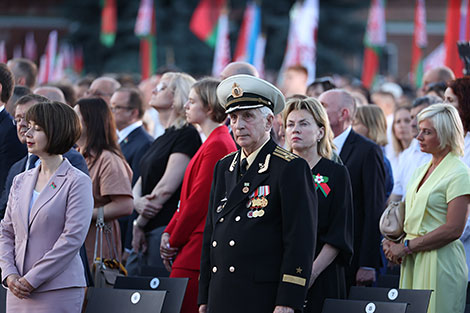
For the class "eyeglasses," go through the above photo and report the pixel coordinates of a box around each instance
[111,105,134,112]
[13,116,26,125]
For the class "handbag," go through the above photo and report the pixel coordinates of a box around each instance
[379,201,406,242]
[92,207,127,288]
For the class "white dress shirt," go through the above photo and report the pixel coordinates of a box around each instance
[117,121,143,144]
[391,138,431,200]
[333,126,352,154]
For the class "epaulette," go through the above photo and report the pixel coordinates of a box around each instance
[220,150,238,160]
[272,146,298,162]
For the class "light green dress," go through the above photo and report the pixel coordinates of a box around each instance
[401,152,470,313]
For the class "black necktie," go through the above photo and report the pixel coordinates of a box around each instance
[240,158,248,177]
[27,155,39,170]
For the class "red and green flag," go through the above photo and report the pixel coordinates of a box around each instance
[135,0,157,79]
[361,0,386,89]
[411,0,427,88]
[444,0,470,78]
[100,0,117,47]
[190,0,226,48]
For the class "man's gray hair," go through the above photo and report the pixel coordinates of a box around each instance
[259,106,274,119]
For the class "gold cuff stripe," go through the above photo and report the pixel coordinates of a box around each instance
[282,274,306,287]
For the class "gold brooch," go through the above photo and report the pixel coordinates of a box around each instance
[231,83,243,98]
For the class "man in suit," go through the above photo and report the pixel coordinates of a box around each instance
[198,75,317,313]
[110,87,153,261]
[0,63,27,194]
[319,89,386,288]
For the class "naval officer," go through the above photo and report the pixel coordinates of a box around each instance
[198,75,317,313]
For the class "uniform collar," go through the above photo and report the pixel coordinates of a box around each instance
[240,137,270,170]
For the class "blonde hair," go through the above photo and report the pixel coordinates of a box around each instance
[417,103,465,156]
[163,72,196,129]
[355,105,388,146]
[391,106,411,155]
[283,97,335,159]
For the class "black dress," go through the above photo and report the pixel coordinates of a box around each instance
[305,157,354,313]
[139,124,202,232]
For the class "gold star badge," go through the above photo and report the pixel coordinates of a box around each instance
[296,267,302,274]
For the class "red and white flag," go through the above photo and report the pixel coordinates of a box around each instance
[279,0,319,84]
[212,11,231,77]
[24,32,37,61]
[135,0,153,36]
[411,0,427,87]
[38,54,47,84]
[13,45,22,59]
[0,41,6,63]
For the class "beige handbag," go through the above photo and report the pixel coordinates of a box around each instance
[379,201,406,242]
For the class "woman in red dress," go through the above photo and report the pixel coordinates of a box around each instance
[160,78,237,313]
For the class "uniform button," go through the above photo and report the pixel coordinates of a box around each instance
[229,266,235,272]
[212,241,217,247]
[235,216,241,222]
[219,217,224,223]
[229,240,235,246]
[212,266,217,273]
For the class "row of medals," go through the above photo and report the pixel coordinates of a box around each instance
[246,196,268,218]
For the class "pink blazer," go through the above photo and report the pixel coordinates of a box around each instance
[0,159,93,292]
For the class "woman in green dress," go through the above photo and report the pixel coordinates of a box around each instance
[383,103,470,313]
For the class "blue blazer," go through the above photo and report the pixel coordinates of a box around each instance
[0,109,27,193]
[119,126,153,186]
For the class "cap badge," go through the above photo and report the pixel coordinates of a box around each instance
[231,83,243,98]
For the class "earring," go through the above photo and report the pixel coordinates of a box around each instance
[317,138,321,142]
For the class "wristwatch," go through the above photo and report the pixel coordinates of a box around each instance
[404,239,413,255]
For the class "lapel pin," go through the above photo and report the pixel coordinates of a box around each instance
[50,182,56,189]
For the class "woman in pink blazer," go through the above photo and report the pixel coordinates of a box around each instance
[160,78,237,313]
[0,101,93,313]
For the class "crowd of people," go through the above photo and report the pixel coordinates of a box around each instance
[0,56,469,313]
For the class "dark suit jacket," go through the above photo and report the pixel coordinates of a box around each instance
[339,130,385,271]
[0,109,27,193]
[119,126,153,186]
[199,139,317,313]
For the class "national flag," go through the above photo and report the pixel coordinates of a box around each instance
[253,34,266,78]
[24,32,37,62]
[411,0,427,88]
[233,2,262,65]
[13,45,22,59]
[135,0,157,79]
[74,46,84,74]
[189,0,225,48]
[423,42,445,74]
[37,54,47,85]
[279,0,319,84]
[0,41,6,63]
[212,10,231,77]
[43,30,58,83]
[100,0,117,47]
[444,0,470,78]
[361,0,386,89]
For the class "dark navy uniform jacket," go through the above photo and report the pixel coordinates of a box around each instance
[199,139,317,313]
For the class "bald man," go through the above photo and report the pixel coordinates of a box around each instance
[319,89,386,289]
[86,76,121,105]
[34,86,66,103]
[419,66,455,96]
[220,62,259,80]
